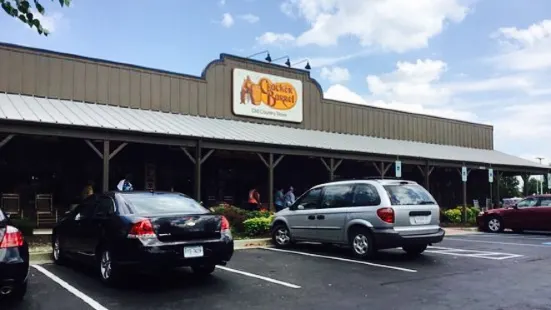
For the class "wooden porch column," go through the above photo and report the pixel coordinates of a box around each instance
[181,141,214,202]
[85,140,128,192]
[373,162,391,179]
[258,153,285,210]
[417,162,434,190]
[321,158,343,181]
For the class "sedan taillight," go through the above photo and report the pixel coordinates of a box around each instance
[0,226,24,248]
[127,219,156,239]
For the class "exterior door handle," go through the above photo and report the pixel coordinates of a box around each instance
[317,215,325,220]
[308,215,316,220]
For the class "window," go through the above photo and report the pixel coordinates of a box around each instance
[352,184,381,206]
[95,196,115,217]
[118,193,209,215]
[517,198,537,208]
[383,183,435,206]
[540,199,551,207]
[74,199,97,221]
[321,185,354,209]
[295,188,322,210]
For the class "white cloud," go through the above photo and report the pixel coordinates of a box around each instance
[491,19,551,71]
[320,66,350,83]
[324,84,476,121]
[221,13,234,28]
[256,32,296,45]
[238,14,260,24]
[279,0,469,52]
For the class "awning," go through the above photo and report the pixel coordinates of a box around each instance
[0,93,546,170]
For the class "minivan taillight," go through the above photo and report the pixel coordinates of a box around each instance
[377,208,395,224]
[221,216,230,232]
[127,219,156,239]
[0,226,24,248]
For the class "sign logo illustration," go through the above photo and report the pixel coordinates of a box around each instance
[239,75,298,111]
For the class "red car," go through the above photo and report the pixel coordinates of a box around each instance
[477,195,551,233]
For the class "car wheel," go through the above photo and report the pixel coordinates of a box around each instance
[272,224,292,248]
[52,236,66,265]
[98,248,120,286]
[192,264,216,276]
[349,228,375,259]
[486,216,504,233]
[402,244,428,256]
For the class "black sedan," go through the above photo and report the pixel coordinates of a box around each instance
[52,191,234,285]
[0,208,29,301]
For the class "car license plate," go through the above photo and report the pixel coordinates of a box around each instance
[410,216,430,225]
[184,246,204,258]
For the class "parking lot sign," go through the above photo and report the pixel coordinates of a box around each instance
[548,173,551,189]
[395,160,402,178]
[488,168,494,183]
[461,166,467,182]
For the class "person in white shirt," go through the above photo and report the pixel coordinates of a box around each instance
[117,174,134,191]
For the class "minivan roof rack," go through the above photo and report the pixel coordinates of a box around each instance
[363,177,403,180]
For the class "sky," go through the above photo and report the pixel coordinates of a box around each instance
[0,0,551,167]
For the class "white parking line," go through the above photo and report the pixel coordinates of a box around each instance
[216,266,301,289]
[260,247,417,273]
[445,237,551,248]
[426,246,523,260]
[32,265,109,310]
[467,234,551,241]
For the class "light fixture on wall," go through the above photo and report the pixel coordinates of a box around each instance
[247,50,271,63]
[272,55,292,67]
[292,59,311,70]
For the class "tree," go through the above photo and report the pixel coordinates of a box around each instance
[499,176,521,198]
[525,177,542,196]
[1,0,70,36]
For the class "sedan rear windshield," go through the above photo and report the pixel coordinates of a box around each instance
[118,193,210,215]
[383,184,436,206]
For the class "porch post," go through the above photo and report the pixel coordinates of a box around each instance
[195,141,202,201]
[321,158,343,181]
[258,153,285,210]
[417,161,434,190]
[496,171,502,207]
[103,141,110,192]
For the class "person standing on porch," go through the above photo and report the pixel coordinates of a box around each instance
[117,174,134,192]
[275,187,285,212]
[81,180,94,200]
[284,186,295,207]
[248,187,261,210]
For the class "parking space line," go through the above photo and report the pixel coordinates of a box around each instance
[446,237,551,248]
[425,246,523,260]
[216,266,301,289]
[260,247,417,273]
[32,265,109,310]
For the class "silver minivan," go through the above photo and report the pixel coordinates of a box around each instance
[270,179,445,258]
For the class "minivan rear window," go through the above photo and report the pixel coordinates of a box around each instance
[119,193,209,215]
[383,184,436,206]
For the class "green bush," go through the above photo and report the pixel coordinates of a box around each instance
[211,205,248,233]
[243,216,274,237]
[443,206,480,224]
[245,210,273,219]
[9,218,36,236]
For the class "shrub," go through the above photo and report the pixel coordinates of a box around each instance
[443,206,480,224]
[243,216,274,237]
[246,210,273,219]
[211,205,248,233]
[9,218,36,236]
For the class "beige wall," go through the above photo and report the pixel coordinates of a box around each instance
[0,43,494,149]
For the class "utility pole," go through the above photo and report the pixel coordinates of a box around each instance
[536,157,545,194]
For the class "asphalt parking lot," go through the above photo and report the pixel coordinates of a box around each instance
[5,232,551,310]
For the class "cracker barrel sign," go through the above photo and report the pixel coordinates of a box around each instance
[232,68,303,123]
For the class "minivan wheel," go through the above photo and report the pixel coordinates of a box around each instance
[349,228,375,259]
[272,224,292,248]
[487,216,504,233]
[403,244,428,256]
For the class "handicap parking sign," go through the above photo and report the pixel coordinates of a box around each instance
[395,160,402,178]
[488,168,494,183]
